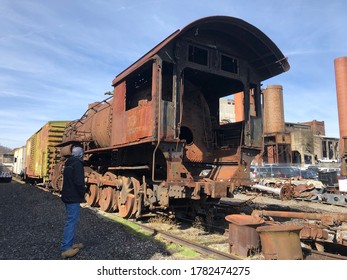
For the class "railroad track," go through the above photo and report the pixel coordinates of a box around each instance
[136,218,347,260]
[135,222,242,260]
[303,248,347,260]
[87,205,347,261]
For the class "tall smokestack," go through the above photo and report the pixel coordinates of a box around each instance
[262,85,285,134]
[334,57,347,176]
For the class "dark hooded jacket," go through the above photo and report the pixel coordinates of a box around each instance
[61,156,86,203]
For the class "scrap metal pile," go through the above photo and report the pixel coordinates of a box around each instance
[252,210,347,251]
[224,209,347,259]
[248,176,347,207]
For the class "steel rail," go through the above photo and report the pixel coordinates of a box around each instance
[303,248,347,260]
[134,220,347,261]
[134,222,242,260]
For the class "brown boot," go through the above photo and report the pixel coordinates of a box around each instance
[72,243,84,250]
[61,248,79,259]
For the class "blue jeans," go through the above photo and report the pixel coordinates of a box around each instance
[61,203,80,252]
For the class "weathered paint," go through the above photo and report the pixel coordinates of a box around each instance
[25,121,70,183]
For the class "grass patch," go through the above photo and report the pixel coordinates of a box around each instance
[166,243,201,259]
[148,215,175,225]
[101,211,207,259]
[103,213,153,238]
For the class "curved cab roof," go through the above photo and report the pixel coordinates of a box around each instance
[112,16,289,86]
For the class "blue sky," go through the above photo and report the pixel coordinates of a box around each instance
[1,0,346,149]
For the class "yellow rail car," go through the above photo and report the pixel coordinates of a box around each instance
[25,121,71,185]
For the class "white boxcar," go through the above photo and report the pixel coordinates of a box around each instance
[13,146,26,177]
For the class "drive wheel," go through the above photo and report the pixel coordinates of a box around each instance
[85,171,101,207]
[99,187,115,212]
[118,176,137,219]
[52,174,63,192]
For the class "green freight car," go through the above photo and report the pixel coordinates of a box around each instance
[25,121,70,186]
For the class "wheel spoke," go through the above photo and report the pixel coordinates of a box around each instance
[117,176,139,218]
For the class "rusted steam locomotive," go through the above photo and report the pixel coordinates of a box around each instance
[52,16,289,218]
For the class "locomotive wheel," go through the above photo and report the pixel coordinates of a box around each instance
[112,190,120,212]
[85,184,100,207]
[101,172,120,212]
[99,187,115,212]
[85,171,102,207]
[118,177,136,219]
[52,174,63,192]
[118,194,135,218]
[51,160,65,192]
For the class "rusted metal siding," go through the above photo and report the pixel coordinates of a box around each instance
[111,80,156,146]
[25,121,70,182]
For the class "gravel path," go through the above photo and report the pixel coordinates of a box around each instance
[0,182,171,260]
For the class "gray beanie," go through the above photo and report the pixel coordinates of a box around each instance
[71,146,84,159]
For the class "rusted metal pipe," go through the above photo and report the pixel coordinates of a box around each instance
[256,224,303,260]
[251,184,292,200]
[252,210,347,223]
[152,56,162,183]
[225,214,264,257]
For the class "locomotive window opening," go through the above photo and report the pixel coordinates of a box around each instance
[183,68,243,123]
[125,62,152,111]
[188,45,208,66]
[162,62,174,102]
[179,126,193,145]
[221,54,238,74]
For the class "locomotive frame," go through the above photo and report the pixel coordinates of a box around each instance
[52,16,289,218]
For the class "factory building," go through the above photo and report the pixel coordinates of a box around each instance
[219,84,340,165]
[286,121,339,164]
[261,85,340,165]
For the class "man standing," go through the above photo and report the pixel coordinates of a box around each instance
[60,145,86,258]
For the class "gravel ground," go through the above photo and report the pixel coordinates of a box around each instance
[0,181,172,260]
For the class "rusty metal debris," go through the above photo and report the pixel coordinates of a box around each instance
[225,214,264,257]
[256,224,303,260]
[225,214,304,259]
[250,183,293,200]
[252,210,347,224]
[246,176,347,207]
[252,210,347,248]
